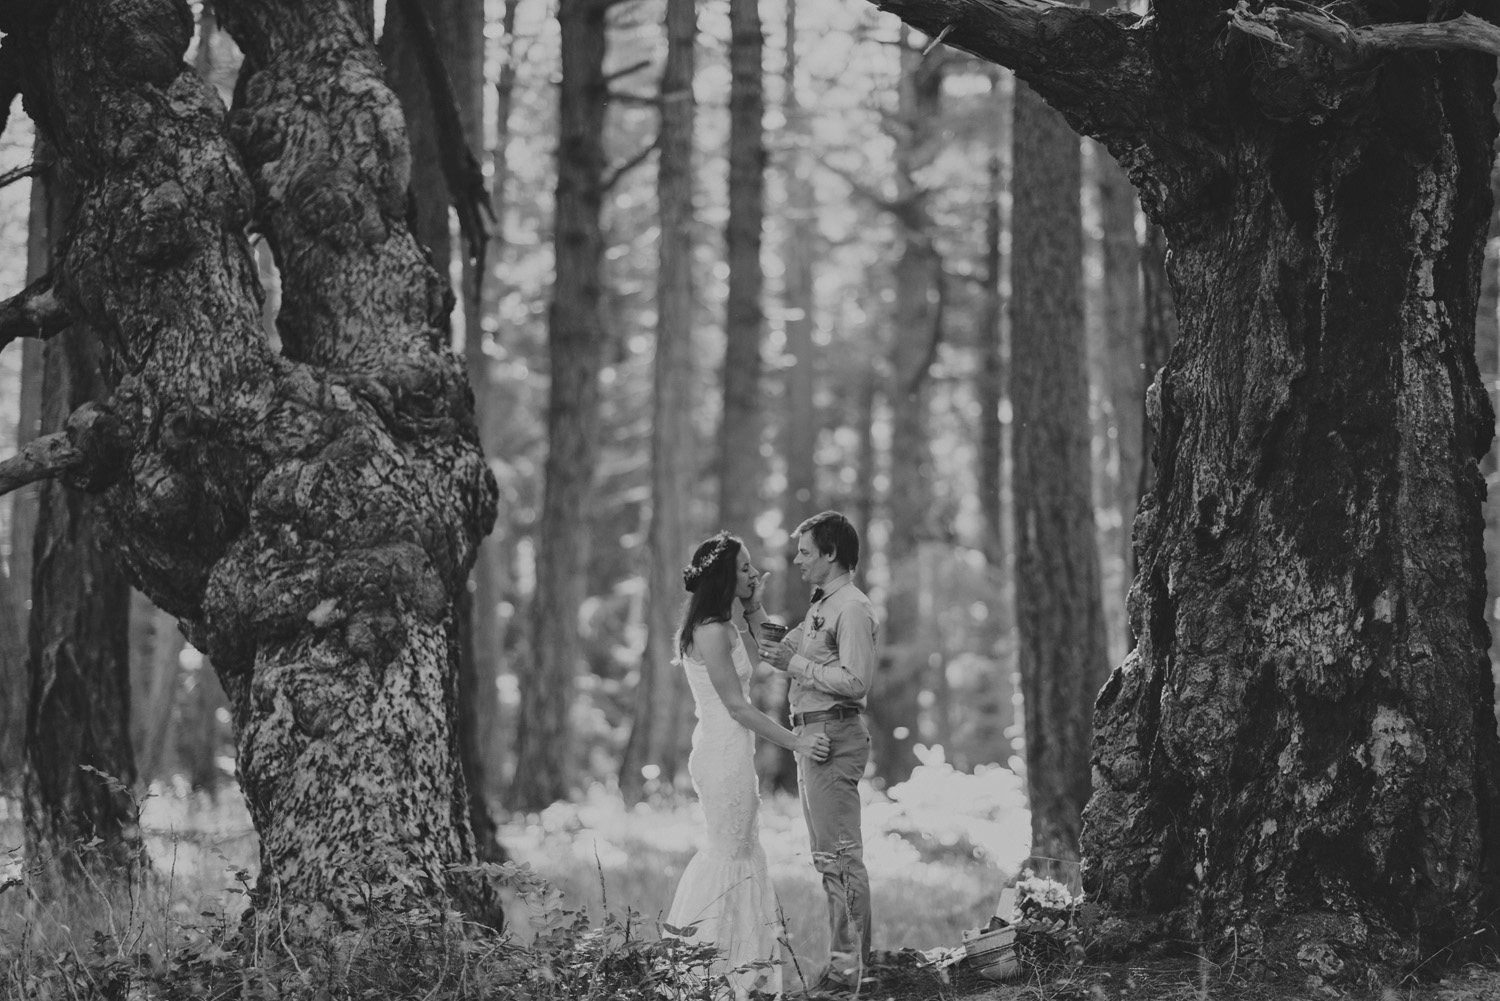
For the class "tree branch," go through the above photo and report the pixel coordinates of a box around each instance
[0,160,35,190]
[1227,6,1500,61]
[0,401,129,499]
[0,432,80,497]
[0,274,71,351]
[862,0,1220,226]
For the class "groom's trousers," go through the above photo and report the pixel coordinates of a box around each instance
[796,714,872,983]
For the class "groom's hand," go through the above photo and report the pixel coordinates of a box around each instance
[765,640,794,672]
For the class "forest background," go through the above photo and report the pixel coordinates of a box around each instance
[2,0,1500,995]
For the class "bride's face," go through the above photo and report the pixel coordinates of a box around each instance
[735,547,758,600]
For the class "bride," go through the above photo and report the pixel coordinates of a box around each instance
[666,531,831,999]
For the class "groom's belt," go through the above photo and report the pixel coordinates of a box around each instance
[790,705,863,727]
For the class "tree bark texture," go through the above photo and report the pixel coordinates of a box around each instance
[8,0,496,923]
[511,0,610,812]
[1010,78,1110,866]
[716,0,766,545]
[872,38,945,786]
[621,0,698,804]
[865,0,1500,967]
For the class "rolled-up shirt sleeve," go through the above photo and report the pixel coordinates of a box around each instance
[787,602,876,699]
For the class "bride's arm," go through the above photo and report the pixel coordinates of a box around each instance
[694,623,830,762]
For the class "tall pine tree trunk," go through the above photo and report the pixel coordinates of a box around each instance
[762,0,818,792]
[1011,80,1109,866]
[620,0,697,803]
[717,0,765,545]
[873,36,944,786]
[512,0,610,811]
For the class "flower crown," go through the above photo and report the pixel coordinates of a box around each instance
[682,532,734,592]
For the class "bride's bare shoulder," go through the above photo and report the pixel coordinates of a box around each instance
[686,620,734,659]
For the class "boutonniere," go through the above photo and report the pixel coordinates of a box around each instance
[811,613,825,631]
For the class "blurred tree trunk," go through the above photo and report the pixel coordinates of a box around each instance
[976,80,1020,767]
[716,0,765,545]
[478,0,524,797]
[1011,80,1109,865]
[0,168,50,794]
[511,0,610,811]
[22,153,142,884]
[129,592,185,785]
[621,0,697,804]
[186,654,229,792]
[762,0,818,793]
[379,1,451,269]
[978,148,1006,572]
[871,34,944,786]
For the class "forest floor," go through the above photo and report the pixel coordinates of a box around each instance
[3,763,1499,999]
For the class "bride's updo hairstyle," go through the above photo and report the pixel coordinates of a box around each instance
[678,531,742,657]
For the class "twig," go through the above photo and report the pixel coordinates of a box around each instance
[0,401,130,498]
[922,22,956,57]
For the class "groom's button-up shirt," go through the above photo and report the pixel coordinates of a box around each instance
[787,573,879,715]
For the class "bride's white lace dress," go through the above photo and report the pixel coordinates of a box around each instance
[666,626,784,999]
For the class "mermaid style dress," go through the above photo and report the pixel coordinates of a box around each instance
[665,627,784,999]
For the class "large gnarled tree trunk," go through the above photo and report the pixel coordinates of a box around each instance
[869,0,1500,975]
[2,0,496,926]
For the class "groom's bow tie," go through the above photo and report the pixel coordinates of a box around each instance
[810,587,825,604]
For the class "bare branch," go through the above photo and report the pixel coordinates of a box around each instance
[1227,6,1500,60]
[0,161,35,191]
[602,137,658,193]
[605,58,652,83]
[607,90,659,107]
[0,274,70,351]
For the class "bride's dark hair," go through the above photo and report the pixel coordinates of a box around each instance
[678,531,743,657]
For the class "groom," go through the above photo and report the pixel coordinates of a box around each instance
[765,511,878,996]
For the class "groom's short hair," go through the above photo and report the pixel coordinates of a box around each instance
[796,510,860,571]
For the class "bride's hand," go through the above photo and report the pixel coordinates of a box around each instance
[795,732,831,763]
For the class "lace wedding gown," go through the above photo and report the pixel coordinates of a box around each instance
[666,626,784,999]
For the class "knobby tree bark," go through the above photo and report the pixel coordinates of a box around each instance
[2,0,497,926]
[868,0,1500,973]
[620,0,698,804]
[510,0,611,812]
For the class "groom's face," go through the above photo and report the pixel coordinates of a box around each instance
[793,532,834,587]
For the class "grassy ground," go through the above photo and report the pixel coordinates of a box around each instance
[4,770,1500,1000]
